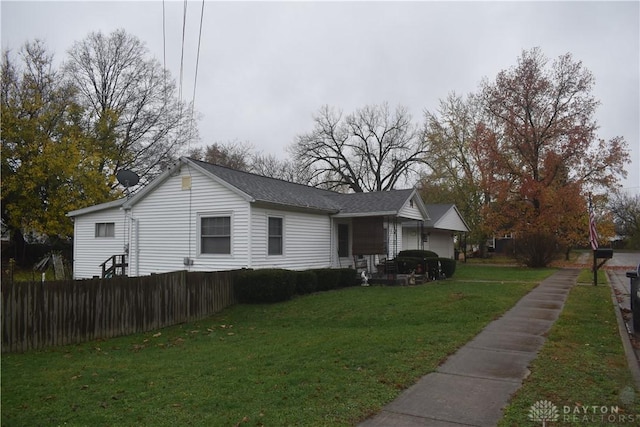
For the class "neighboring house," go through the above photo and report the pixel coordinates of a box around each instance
[67,158,465,279]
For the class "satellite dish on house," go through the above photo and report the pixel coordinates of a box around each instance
[116,169,140,188]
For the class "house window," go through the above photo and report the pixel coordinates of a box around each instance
[201,216,231,254]
[95,222,115,238]
[268,217,283,255]
[338,224,349,257]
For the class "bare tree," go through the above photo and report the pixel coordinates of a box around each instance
[64,29,192,184]
[290,103,427,192]
[610,192,640,249]
[189,140,312,184]
[189,140,253,171]
[250,153,313,184]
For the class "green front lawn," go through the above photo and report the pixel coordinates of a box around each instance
[2,265,542,426]
[454,264,556,282]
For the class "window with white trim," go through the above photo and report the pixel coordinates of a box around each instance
[268,217,283,255]
[95,222,115,238]
[201,216,231,254]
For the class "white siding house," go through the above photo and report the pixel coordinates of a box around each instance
[68,158,466,278]
[71,200,128,278]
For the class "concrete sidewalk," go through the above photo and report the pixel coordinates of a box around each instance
[359,268,579,427]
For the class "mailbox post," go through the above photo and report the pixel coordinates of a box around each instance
[593,248,613,286]
[626,264,640,333]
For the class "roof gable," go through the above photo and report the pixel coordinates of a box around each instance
[67,198,126,217]
[328,189,412,216]
[187,158,340,212]
[424,204,470,232]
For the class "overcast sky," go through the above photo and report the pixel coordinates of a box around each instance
[2,0,639,193]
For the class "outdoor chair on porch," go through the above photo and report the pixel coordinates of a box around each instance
[354,257,368,274]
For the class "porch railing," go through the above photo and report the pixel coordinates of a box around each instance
[100,254,128,278]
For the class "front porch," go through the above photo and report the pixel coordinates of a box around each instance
[334,215,427,277]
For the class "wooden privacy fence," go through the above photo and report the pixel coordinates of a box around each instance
[2,270,237,353]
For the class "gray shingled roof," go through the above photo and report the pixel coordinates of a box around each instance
[326,189,416,215]
[190,158,341,212]
[189,158,414,216]
[68,158,423,217]
[423,204,453,227]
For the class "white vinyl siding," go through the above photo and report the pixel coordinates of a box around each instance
[426,231,454,259]
[398,195,424,221]
[435,208,469,232]
[72,208,126,278]
[130,165,250,275]
[252,207,331,270]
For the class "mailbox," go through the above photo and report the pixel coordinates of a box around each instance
[595,248,613,259]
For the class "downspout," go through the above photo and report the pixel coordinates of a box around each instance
[71,218,77,279]
[131,216,139,276]
[123,207,131,276]
[393,217,398,258]
[329,215,334,268]
[247,203,252,268]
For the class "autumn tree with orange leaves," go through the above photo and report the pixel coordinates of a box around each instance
[476,48,628,266]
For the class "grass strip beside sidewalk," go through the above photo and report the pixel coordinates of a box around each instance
[499,283,640,426]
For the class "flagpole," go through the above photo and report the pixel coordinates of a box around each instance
[593,245,597,286]
[589,193,598,286]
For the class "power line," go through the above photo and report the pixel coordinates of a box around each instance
[188,0,205,146]
[178,0,188,103]
[191,0,205,110]
[162,0,168,114]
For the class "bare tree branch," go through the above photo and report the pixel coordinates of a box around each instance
[290,102,426,192]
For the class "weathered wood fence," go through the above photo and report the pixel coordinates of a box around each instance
[2,270,237,353]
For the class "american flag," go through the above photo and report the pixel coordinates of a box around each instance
[589,195,598,250]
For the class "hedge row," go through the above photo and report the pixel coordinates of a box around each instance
[235,259,457,304]
[236,268,360,304]
[398,249,439,259]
